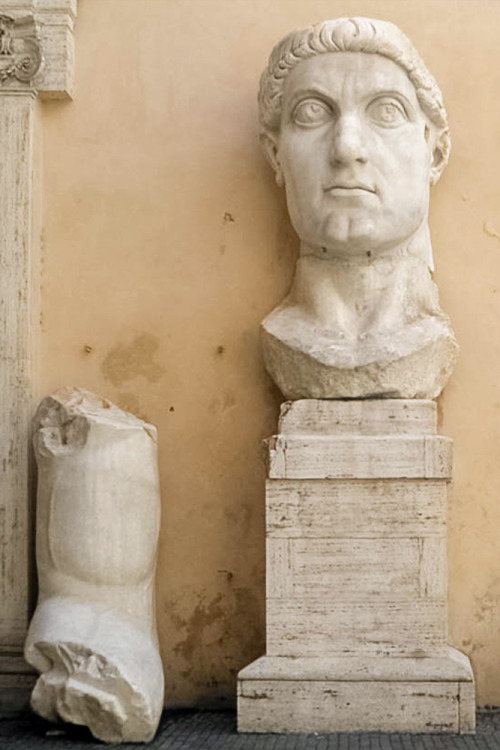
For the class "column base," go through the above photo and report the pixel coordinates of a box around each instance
[0,652,37,715]
[238,647,475,734]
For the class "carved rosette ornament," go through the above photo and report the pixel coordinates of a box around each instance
[0,14,42,85]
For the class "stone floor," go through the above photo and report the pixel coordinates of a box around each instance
[2,710,500,749]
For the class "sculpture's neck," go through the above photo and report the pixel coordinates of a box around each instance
[289,227,437,337]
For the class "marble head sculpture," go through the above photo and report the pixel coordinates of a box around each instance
[259,17,457,399]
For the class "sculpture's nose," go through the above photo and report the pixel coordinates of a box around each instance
[329,115,368,166]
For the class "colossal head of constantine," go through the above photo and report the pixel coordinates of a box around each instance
[258,18,450,260]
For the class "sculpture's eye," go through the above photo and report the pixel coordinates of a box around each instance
[292,99,332,127]
[367,97,407,127]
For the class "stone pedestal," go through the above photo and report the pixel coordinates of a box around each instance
[238,400,475,734]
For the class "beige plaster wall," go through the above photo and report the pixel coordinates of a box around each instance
[39,0,500,706]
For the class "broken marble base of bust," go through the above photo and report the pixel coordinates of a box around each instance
[24,388,164,743]
[261,255,458,401]
[262,312,457,400]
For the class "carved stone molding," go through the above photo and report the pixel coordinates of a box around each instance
[0,14,42,85]
[0,0,76,97]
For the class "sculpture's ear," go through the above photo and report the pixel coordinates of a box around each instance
[426,123,448,186]
[260,131,284,186]
[430,143,446,186]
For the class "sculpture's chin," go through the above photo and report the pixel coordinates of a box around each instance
[295,208,430,262]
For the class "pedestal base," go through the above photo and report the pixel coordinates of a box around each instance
[238,648,475,734]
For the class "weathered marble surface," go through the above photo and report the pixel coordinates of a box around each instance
[237,400,475,733]
[258,17,457,399]
[24,388,164,743]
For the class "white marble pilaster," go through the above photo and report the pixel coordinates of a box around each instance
[0,91,38,650]
[0,1,76,713]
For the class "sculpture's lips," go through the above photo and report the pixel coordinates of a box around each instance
[324,184,376,196]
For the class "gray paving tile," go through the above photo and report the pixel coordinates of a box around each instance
[1,710,500,749]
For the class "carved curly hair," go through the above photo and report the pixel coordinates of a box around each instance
[258,17,450,185]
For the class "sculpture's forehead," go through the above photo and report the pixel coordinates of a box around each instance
[283,52,419,108]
